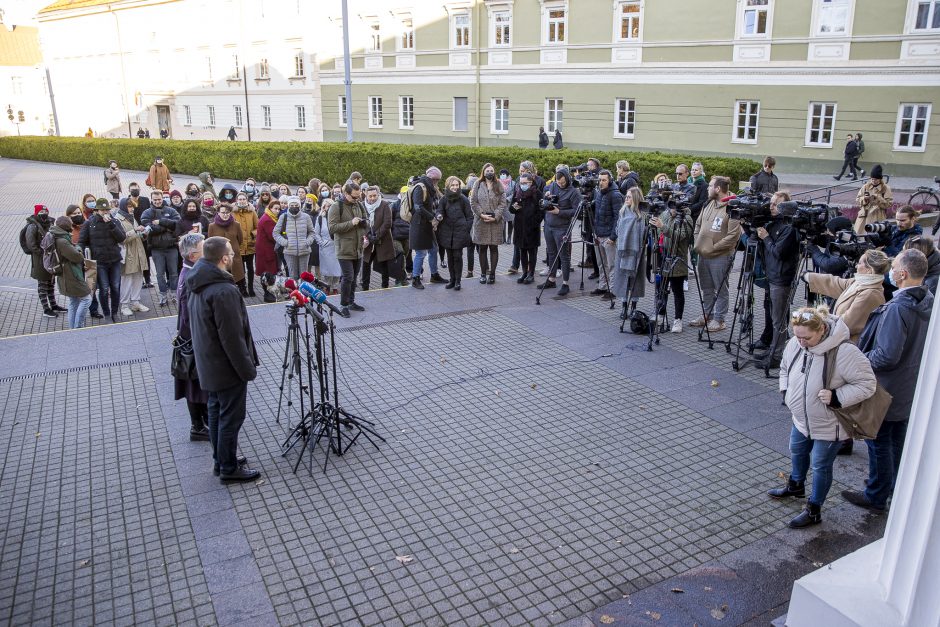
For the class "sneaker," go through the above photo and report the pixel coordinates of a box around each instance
[555,269,562,278]
[587,272,599,280]
[539,268,549,276]
[689,317,708,328]
[557,284,570,296]
[706,320,727,332]
[348,302,365,312]
[42,309,57,318]
[506,267,519,275]
[429,273,447,284]
[590,288,606,296]
[120,306,133,317]
[339,306,351,318]
[671,319,683,333]
[158,293,168,306]
[683,280,689,292]
[189,426,210,442]
[89,311,104,319]
[131,302,149,312]
[537,280,557,290]
[52,304,68,312]
[841,490,885,513]
[411,277,425,290]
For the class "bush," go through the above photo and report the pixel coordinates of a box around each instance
[0,136,761,193]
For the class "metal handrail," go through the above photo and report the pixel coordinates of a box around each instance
[793,176,878,205]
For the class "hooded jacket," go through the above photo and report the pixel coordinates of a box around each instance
[780,316,877,441]
[436,191,473,250]
[616,171,640,196]
[544,170,580,229]
[760,216,800,286]
[408,176,440,251]
[857,285,935,422]
[924,250,939,295]
[593,184,623,239]
[198,172,216,197]
[693,198,742,259]
[51,224,91,298]
[78,212,126,264]
[884,224,923,257]
[233,203,259,256]
[25,214,53,281]
[274,209,316,256]
[148,161,172,192]
[218,183,239,205]
[806,272,885,343]
[140,201,181,250]
[185,258,258,391]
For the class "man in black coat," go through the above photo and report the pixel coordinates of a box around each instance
[834,133,860,181]
[538,127,548,149]
[754,191,800,368]
[141,190,181,306]
[843,249,934,512]
[79,198,126,322]
[592,170,623,295]
[749,156,779,194]
[187,236,261,482]
[409,166,446,289]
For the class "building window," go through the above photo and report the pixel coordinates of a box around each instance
[184,105,191,126]
[454,97,468,132]
[915,0,940,29]
[546,98,563,133]
[207,105,216,128]
[258,57,270,79]
[11,76,22,95]
[454,14,470,47]
[546,8,566,43]
[230,53,240,79]
[339,96,347,127]
[369,23,382,52]
[296,105,306,129]
[806,102,836,147]
[816,0,851,34]
[742,0,771,36]
[293,50,305,77]
[895,103,931,151]
[618,1,641,40]
[494,11,511,46]
[614,98,636,138]
[400,96,414,129]
[262,105,271,128]
[733,100,760,143]
[205,56,213,81]
[369,96,383,128]
[492,98,509,134]
[234,105,243,128]
[400,18,415,50]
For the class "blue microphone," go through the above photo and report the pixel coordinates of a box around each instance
[298,281,345,317]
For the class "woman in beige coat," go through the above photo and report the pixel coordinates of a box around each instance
[768,306,876,529]
[470,163,507,284]
[115,197,150,316]
[805,249,889,343]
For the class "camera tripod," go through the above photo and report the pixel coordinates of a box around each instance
[640,211,695,350]
[278,302,385,474]
[693,246,740,351]
[723,235,761,370]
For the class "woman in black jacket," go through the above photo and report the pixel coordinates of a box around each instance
[510,172,544,284]
[435,176,473,290]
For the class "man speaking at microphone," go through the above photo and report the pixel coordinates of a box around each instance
[187,236,262,482]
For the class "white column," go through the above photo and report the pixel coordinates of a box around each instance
[786,293,940,627]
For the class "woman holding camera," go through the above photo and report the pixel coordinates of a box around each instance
[769,305,876,528]
[436,176,473,290]
[611,187,647,314]
[806,249,889,344]
[471,163,507,284]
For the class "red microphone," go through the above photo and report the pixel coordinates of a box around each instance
[288,290,308,307]
[284,279,297,291]
[300,271,316,283]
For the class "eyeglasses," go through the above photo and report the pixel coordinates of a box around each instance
[791,311,815,323]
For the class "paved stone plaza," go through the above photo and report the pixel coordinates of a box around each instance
[0,159,889,626]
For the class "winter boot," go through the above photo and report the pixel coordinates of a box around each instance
[189,416,210,442]
[768,478,805,499]
[788,503,822,528]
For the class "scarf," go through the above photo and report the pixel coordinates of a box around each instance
[214,213,233,227]
[834,272,882,313]
[264,207,280,223]
[364,197,381,224]
[690,174,706,185]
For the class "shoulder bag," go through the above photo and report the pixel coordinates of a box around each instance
[823,342,892,439]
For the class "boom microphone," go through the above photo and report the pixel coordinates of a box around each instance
[298,281,346,317]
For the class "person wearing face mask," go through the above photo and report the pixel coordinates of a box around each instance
[539,167,580,296]
[147,156,172,193]
[50,215,93,328]
[200,192,217,220]
[509,172,544,284]
[233,192,260,296]
[197,171,216,197]
[24,204,66,318]
[176,199,209,236]
[141,190,181,307]
[435,176,473,290]
[331,183,343,202]
[806,249,890,339]
[361,186,398,290]
[471,163,508,284]
[185,182,201,200]
[328,183,369,316]
[255,200,281,301]
[115,198,150,317]
[126,182,153,287]
[79,198,127,323]
[168,189,184,212]
[853,164,892,234]
[312,199,342,294]
[499,169,518,270]
[240,178,258,203]
[254,189,273,218]
[218,183,239,206]
[207,203,245,292]
[64,205,84,243]
[273,196,315,281]
[104,160,122,199]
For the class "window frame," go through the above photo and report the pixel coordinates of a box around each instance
[338,95,348,128]
[229,52,240,79]
[369,96,383,129]
[205,55,213,81]
[368,22,382,52]
[804,102,837,147]
[452,13,471,49]
[492,10,512,47]
[398,17,415,51]
[261,105,271,129]
[491,98,509,135]
[614,98,636,139]
[400,96,415,130]
[615,0,643,42]
[738,0,774,38]
[293,50,306,78]
[207,105,216,128]
[296,105,307,130]
[544,6,567,45]
[258,57,270,79]
[732,100,760,144]
[453,97,469,132]
[545,98,564,134]
[894,102,932,152]
[183,105,192,126]
[811,0,854,36]
[234,104,243,128]
[910,0,940,31]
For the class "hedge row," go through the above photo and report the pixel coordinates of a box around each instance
[0,136,761,192]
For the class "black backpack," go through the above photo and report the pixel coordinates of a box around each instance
[629,310,650,334]
[19,224,33,254]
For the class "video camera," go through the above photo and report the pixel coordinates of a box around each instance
[826,230,877,262]
[643,187,691,216]
[727,191,773,227]
[863,220,894,246]
[540,193,560,211]
[570,163,600,196]
[777,200,830,237]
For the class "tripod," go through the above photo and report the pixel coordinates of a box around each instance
[724,235,761,370]
[694,247,740,351]
[644,210,693,350]
[617,214,654,334]
[276,304,315,430]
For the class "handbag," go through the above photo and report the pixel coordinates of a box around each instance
[171,334,198,380]
[824,343,892,440]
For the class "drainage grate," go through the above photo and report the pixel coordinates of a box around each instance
[0,357,151,382]
[256,306,495,345]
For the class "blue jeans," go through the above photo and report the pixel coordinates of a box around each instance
[67,294,92,329]
[412,247,438,278]
[96,261,121,317]
[865,420,909,508]
[151,248,178,295]
[789,426,841,506]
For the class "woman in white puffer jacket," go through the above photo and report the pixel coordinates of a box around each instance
[768,305,876,529]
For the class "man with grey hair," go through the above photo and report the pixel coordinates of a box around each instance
[615,160,640,195]
[843,248,934,513]
[176,232,209,441]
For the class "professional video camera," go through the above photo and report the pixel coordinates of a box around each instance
[826,230,877,262]
[727,191,773,226]
[540,193,560,211]
[863,220,894,246]
[777,200,830,237]
[643,187,691,216]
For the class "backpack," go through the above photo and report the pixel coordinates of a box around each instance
[40,230,63,276]
[857,139,865,156]
[399,182,426,223]
[18,224,33,254]
[629,310,650,334]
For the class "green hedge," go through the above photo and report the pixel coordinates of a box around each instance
[0,136,760,192]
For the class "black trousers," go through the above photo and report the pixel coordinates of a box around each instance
[465,244,475,272]
[362,258,400,289]
[836,157,858,179]
[339,258,361,306]
[242,253,255,291]
[207,381,248,475]
[445,248,463,284]
[520,246,539,276]
[478,245,498,276]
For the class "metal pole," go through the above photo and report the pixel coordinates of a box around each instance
[341,0,353,143]
[242,64,251,141]
[111,8,133,137]
[474,0,480,147]
[45,67,60,136]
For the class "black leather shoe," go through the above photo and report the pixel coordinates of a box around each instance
[339,306,351,318]
[348,303,365,312]
[537,280,557,289]
[445,281,455,289]
[89,311,104,319]
[263,291,276,303]
[755,356,781,369]
[587,272,599,280]
[523,276,535,285]
[219,466,260,482]
[411,277,424,290]
[590,288,606,295]
[190,426,210,442]
[516,274,527,284]
[789,503,822,528]
[213,455,248,476]
[768,479,805,499]
[430,273,447,284]
[487,274,495,284]
[52,304,68,312]
[751,340,770,352]
[557,284,570,296]
[480,275,488,284]
[454,282,461,291]
[837,439,854,456]
[841,490,885,513]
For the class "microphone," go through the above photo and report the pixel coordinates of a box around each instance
[300,271,329,291]
[284,279,297,291]
[298,281,346,317]
[288,290,308,307]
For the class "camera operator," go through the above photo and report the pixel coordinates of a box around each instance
[591,169,623,296]
[649,198,694,333]
[805,216,853,277]
[883,205,922,256]
[672,164,694,197]
[539,167,580,296]
[853,164,892,233]
[691,176,742,332]
[615,160,640,195]
[575,159,602,278]
[903,234,939,295]
[753,191,800,369]
[749,156,779,195]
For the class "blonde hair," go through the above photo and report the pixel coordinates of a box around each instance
[622,187,643,216]
[444,175,462,190]
[790,304,830,332]
[860,249,891,274]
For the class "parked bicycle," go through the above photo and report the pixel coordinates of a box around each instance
[907,177,940,234]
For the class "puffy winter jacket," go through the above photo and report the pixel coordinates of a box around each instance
[593,185,623,239]
[274,210,316,255]
[78,212,126,264]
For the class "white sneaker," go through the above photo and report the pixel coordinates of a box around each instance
[671,319,683,333]
[120,306,133,316]
[131,302,149,312]
[707,320,727,332]
[555,269,562,278]
[683,280,689,292]
[689,317,707,328]
[539,268,549,276]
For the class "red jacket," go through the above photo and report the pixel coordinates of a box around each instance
[254,213,278,275]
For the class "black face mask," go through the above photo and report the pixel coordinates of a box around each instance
[484,173,495,181]
[288,206,300,215]
[130,189,140,197]
[71,215,85,226]
[186,208,199,216]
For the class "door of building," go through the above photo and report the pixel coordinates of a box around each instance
[156,105,171,138]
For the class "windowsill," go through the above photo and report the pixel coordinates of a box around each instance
[226,78,241,83]
[400,126,415,131]
[369,125,384,129]
[339,124,348,128]
[615,38,642,44]
[892,146,927,153]
[731,138,758,145]
[543,41,567,46]
[397,48,416,53]
[491,130,509,135]
[737,33,770,39]
[288,76,307,82]
[453,129,469,132]
[614,134,635,140]
[803,144,833,149]
[255,77,271,83]
[295,128,307,131]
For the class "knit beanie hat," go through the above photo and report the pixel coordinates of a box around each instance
[33,204,47,215]
[55,216,73,231]
[169,189,183,202]
[869,164,883,179]
[425,166,442,181]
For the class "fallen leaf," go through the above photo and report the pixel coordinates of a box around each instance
[777,471,787,479]
[35,432,41,438]
[255,479,265,486]
[599,615,615,624]
[495,390,501,396]
[615,540,622,544]
[813,561,824,568]
[509,547,520,554]
[530,383,537,390]
[395,555,413,564]
[78,559,90,567]
[328,558,336,566]
[646,611,661,620]
[711,380,720,387]
[710,604,728,620]
[439,356,447,364]
[670,588,684,594]
[704,586,712,592]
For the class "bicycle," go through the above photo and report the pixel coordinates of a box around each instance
[907,177,940,233]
